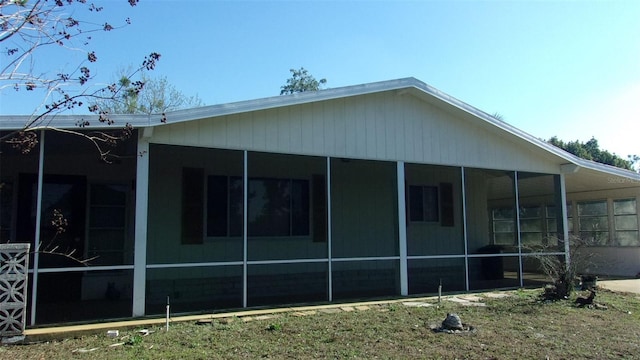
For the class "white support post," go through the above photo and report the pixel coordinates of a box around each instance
[461,167,470,292]
[132,137,150,317]
[30,130,45,326]
[326,157,333,302]
[514,171,524,288]
[242,151,248,308]
[558,173,571,265]
[397,162,408,296]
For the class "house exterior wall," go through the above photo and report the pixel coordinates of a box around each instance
[567,187,640,277]
[149,92,561,174]
[405,164,464,256]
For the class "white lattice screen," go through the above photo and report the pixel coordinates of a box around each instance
[0,243,30,337]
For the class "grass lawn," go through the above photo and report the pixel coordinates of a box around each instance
[2,288,639,359]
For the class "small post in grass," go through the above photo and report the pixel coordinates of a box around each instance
[166,296,170,332]
[438,279,442,303]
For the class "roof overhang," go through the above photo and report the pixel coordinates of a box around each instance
[1,77,638,187]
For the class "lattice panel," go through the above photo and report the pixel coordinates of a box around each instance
[0,244,30,337]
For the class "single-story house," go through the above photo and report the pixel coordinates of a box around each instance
[1,77,638,326]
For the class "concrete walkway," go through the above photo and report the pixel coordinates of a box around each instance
[598,279,640,294]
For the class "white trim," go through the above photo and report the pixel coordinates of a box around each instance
[466,253,522,258]
[514,172,524,288]
[242,151,248,308]
[407,254,466,260]
[35,265,134,273]
[245,259,329,265]
[461,167,470,292]
[30,130,45,326]
[559,173,571,265]
[327,157,333,302]
[331,256,400,262]
[132,138,150,317]
[147,262,243,269]
[397,162,408,296]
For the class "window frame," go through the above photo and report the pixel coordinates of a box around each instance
[577,199,610,246]
[613,198,639,246]
[204,174,311,239]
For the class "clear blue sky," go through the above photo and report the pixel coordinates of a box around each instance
[2,0,639,159]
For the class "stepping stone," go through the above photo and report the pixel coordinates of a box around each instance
[355,305,371,311]
[402,301,434,307]
[485,292,510,298]
[320,308,342,314]
[255,315,277,321]
[462,302,486,307]
[446,297,470,304]
[459,295,483,302]
[340,306,355,312]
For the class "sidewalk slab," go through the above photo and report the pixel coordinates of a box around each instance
[598,279,640,294]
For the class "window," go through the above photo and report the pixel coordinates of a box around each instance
[87,184,128,265]
[205,175,310,238]
[182,168,204,244]
[613,198,639,246]
[519,206,543,245]
[544,204,571,246]
[577,200,609,245]
[247,178,309,237]
[207,176,243,237]
[492,207,515,245]
[409,185,439,222]
[492,204,565,247]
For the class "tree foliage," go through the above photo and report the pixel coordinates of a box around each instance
[93,71,203,115]
[547,136,636,171]
[0,0,160,161]
[280,67,327,95]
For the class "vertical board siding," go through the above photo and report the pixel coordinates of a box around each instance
[150,91,559,173]
[288,106,303,153]
[334,98,347,157]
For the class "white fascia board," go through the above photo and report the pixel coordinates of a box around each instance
[571,157,640,181]
[0,114,155,130]
[161,78,420,125]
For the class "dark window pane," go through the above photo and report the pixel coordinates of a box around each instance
[578,201,607,216]
[440,182,454,227]
[182,168,204,244]
[248,179,290,236]
[207,176,228,237]
[229,177,244,237]
[312,174,327,242]
[423,186,439,222]
[291,180,310,236]
[90,184,127,206]
[409,186,424,221]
